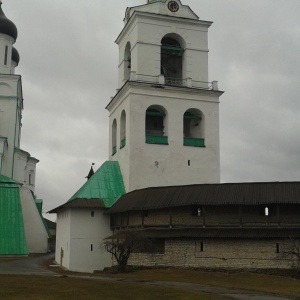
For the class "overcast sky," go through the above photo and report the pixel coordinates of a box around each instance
[4,0,300,220]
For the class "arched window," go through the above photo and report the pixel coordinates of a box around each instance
[145,105,168,145]
[112,119,117,155]
[124,42,131,81]
[120,110,126,149]
[183,109,205,147]
[161,35,184,86]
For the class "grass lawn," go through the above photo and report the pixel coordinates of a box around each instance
[105,268,300,299]
[0,275,230,300]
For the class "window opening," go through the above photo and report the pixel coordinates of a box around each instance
[191,206,203,217]
[145,107,168,145]
[29,172,34,185]
[265,206,269,216]
[112,119,117,155]
[120,110,126,148]
[91,244,93,251]
[91,211,94,217]
[161,37,183,85]
[188,160,191,166]
[4,46,8,66]
[124,42,131,81]
[276,243,280,254]
[200,242,204,252]
[183,110,205,147]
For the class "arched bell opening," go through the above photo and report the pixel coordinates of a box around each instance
[183,109,205,147]
[161,35,185,86]
[120,110,126,149]
[145,105,168,145]
[112,119,117,155]
[124,42,131,81]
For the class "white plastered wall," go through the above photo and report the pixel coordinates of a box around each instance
[19,186,49,253]
[55,209,71,270]
[109,84,221,192]
[59,208,112,273]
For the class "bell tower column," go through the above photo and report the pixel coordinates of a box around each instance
[107,0,223,192]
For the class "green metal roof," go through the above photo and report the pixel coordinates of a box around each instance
[0,174,17,186]
[69,161,126,208]
[0,178,28,255]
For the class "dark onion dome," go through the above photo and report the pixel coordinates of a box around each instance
[12,47,20,65]
[0,3,18,41]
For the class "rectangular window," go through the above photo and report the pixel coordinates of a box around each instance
[191,206,203,217]
[91,244,93,251]
[200,241,204,252]
[91,211,94,217]
[4,46,8,66]
[276,243,280,254]
[195,241,204,257]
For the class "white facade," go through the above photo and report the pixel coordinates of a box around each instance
[0,16,39,189]
[19,187,49,253]
[55,208,112,273]
[107,0,223,192]
[0,3,46,254]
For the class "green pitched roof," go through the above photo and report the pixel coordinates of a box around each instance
[69,161,126,208]
[0,177,28,255]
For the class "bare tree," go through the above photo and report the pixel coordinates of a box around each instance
[281,239,300,268]
[103,231,152,272]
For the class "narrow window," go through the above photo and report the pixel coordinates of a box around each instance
[120,110,126,149]
[91,211,94,217]
[112,119,117,155]
[188,160,191,166]
[191,206,203,217]
[4,46,8,66]
[91,244,93,251]
[265,206,269,216]
[276,243,280,254]
[200,242,204,252]
[29,173,32,185]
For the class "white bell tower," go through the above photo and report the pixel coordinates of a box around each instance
[107,0,223,192]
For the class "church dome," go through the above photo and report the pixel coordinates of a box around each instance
[0,3,18,41]
[12,47,20,65]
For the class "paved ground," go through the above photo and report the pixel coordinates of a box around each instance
[0,254,295,300]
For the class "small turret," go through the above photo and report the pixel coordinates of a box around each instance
[0,2,19,74]
[0,2,18,41]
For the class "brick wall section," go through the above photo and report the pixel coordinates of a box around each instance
[128,239,296,269]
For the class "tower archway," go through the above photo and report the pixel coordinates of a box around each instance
[112,119,117,155]
[183,109,205,147]
[145,105,168,145]
[161,34,185,86]
[120,110,126,148]
[124,42,131,81]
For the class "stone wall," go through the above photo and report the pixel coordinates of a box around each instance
[128,238,296,269]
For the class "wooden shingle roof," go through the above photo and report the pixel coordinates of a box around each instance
[108,181,300,214]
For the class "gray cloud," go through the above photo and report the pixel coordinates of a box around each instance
[4,0,300,219]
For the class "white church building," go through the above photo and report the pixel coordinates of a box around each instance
[0,1,49,255]
[50,0,223,273]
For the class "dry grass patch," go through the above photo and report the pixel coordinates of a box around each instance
[0,275,230,300]
[103,268,300,299]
